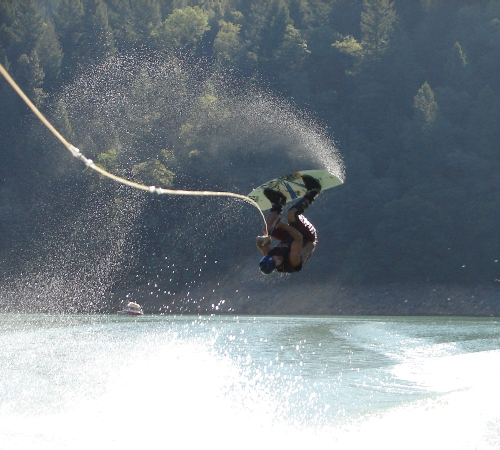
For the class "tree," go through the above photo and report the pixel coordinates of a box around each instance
[132,159,175,187]
[129,0,163,49]
[288,0,312,29]
[413,81,439,131]
[6,0,62,87]
[332,35,364,69]
[334,0,396,69]
[0,1,15,27]
[360,0,397,63]
[79,0,116,65]
[6,0,44,55]
[51,98,75,143]
[107,0,164,51]
[54,0,85,78]
[35,19,63,84]
[162,6,210,52]
[213,20,243,65]
[393,82,443,180]
[259,0,291,60]
[16,50,47,107]
[444,41,470,89]
[275,24,309,70]
[272,24,310,100]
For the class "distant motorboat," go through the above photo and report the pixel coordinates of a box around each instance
[117,301,143,315]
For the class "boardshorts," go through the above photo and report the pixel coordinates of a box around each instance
[271,214,317,244]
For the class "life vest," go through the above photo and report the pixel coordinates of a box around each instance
[267,214,318,273]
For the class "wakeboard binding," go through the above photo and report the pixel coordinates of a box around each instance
[264,188,287,213]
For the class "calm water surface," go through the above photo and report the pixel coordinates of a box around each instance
[1,314,499,449]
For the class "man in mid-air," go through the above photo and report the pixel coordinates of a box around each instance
[256,175,321,274]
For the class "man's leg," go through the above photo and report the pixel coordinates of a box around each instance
[265,209,280,233]
[286,175,321,224]
[286,198,310,224]
[263,188,286,234]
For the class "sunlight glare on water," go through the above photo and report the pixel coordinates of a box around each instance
[0,315,499,450]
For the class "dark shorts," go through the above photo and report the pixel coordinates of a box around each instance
[271,214,317,244]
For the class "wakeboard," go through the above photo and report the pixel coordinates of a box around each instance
[248,170,343,211]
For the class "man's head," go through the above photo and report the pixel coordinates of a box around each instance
[259,255,276,274]
[259,255,284,274]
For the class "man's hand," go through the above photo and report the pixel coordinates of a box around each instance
[256,235,271,248]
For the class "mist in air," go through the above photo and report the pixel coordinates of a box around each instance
[1,52,343,313]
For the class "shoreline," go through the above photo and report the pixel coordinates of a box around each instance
[119,281,500,317]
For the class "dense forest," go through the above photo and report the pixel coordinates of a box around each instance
[1,0,499,314]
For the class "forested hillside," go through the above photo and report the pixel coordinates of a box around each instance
[1,0,499,313]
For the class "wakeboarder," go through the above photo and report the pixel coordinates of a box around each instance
[256,175,321,274]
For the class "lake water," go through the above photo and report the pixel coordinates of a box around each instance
[1,314,499,449]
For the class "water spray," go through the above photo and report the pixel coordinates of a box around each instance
[0,63,269,234]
